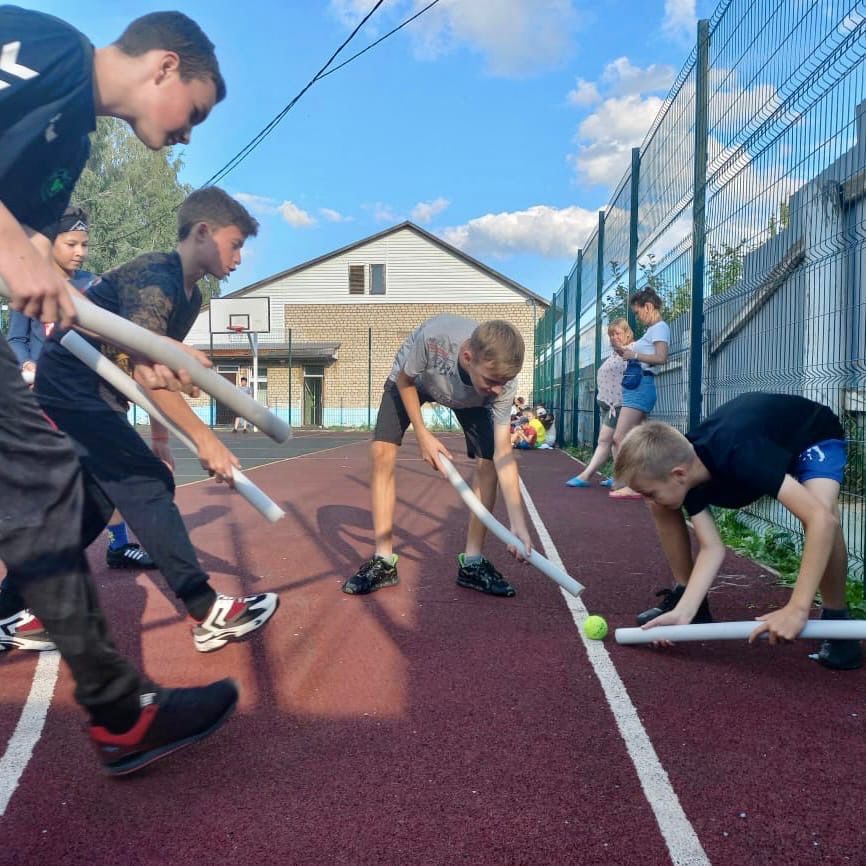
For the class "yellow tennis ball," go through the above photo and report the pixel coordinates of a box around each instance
[583,614,608,640]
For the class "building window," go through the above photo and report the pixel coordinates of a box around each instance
[369,263,386,295]
[348,264,365,294]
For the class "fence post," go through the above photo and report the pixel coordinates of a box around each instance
[287,328,292,427]
[557,276,569,446]
[688,18,710,431]
[593,210,606,449]
[571,251,583,447]
[209,331,215,428]
[367,327,373,430]
[628,147,641,335]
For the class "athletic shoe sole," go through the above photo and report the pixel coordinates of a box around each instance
[193,595,280,653]
[0,635,57,651]
[101,689,238,776]
[456,576,516,598]
[342,575,399,595]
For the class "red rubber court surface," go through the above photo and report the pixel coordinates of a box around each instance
[2,437,865,865]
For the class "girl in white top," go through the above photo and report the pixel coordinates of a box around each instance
[566,318,634,487]
[609,287,670,499]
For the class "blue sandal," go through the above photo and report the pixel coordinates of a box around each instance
[599,478,614,488]
[566,476,591,487]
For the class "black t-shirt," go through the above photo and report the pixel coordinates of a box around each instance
[683,393,844,516]
[0,6,95,233]
[36,252,203,414]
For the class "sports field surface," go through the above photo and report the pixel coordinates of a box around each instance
[2,432,865,865]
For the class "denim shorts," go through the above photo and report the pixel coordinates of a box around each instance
[793,438,847,484]
[620,373,657,414]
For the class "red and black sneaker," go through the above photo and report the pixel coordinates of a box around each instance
[192,592,279,653]
[0,609,56,651]
[89,679,239,776]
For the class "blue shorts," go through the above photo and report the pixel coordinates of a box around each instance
[793,438,847,484]
[620,374,657,415]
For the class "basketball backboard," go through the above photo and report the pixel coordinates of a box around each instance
[209,297,270,334]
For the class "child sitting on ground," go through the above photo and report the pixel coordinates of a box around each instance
[512,408,543,449]
[614,392,862,670]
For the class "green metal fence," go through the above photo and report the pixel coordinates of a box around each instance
[535,0,866,579]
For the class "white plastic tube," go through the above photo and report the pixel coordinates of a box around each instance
[615,620,866,644]
[437,455,584,597]
[61,331,286,523]
[0,277,291,442]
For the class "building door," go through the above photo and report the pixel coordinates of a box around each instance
[215,366,238,426]
[303,366,323,426]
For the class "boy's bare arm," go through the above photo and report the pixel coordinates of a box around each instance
[395,370,452,469]
[0,203,77,326]
[643,507,725,630]
[492,423,532,557]
[751,475,838,642]
[143,384,239,485]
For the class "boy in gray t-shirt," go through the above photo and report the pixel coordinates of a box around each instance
[343,315,533,597]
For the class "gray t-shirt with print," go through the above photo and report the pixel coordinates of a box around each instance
[388,314,516,425]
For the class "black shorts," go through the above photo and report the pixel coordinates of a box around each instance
[374,381,495,460]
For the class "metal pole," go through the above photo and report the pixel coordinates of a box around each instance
[571,252,582,447]
[593,211,606,449]
[689,19,710,431]
[628,147,641,335]
[287,328,292,427]
[557,275,569,447]
[209,331,214,428]
[367,327,372,430]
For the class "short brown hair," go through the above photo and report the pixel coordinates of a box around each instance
[115,12,226,103]
[614,421,694,487]
[630,287,663,310]
[607,317,634,342]
[468,320,525,380]
[177,187,259,241]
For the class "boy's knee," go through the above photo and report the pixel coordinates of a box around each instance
[370,440,397,470]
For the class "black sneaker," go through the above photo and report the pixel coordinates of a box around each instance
[809,639,863,670]
[89,679,238,776]
[636,584,713,626]
[456,555,515,597]
[106,543,157,570]
[342,557,399,595]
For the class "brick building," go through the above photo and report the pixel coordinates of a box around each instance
[184,222,549,427]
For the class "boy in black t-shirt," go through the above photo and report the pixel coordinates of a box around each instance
[614,393,862,670]
[32,186,278,653]
[0,6,242,774]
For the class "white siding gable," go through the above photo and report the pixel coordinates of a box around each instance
[186,226,533,343]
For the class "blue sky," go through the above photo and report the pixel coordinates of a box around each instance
[31,0,714,299]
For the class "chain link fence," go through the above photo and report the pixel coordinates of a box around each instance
[535,0,866,579]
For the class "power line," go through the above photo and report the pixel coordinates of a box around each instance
[203,0,387,188]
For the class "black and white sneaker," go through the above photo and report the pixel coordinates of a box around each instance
[106,543,157,570]
[89,679,239,776]
[0,609,56,651]
[636,584,713,626]
[456,555,515,597]
[342,557,399,595]
[192,593,279,653]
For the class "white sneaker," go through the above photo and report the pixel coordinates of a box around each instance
[0,609,57,651]
[191,593,279,653]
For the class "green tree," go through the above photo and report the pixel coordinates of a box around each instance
[707,239,746,297]
[72,118,221,302]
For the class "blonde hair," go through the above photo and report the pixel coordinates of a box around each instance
[607,317,634,343]
[468,320,525,379]
[614,421,694,487]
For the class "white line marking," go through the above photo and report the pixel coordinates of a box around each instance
[520,479,710,866]
[0,651,60,817]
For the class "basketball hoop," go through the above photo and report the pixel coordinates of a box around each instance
[228,325,248,336]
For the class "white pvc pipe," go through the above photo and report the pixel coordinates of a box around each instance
[615,620,866,644]
[437,455,584,597]
[61,332,285,524]
[0,277,291,442]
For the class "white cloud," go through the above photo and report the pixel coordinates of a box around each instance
[601,57,675,97]
[278,201,316,228]
[331,0,580,77]
[567,78,600,107]
[569,94,665,186]
[441,204,599,259]
[319,207,352,223]
[411,197,450,223]
[233,192,280,215]
[662,0,696,44]
[363,202,399,223]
